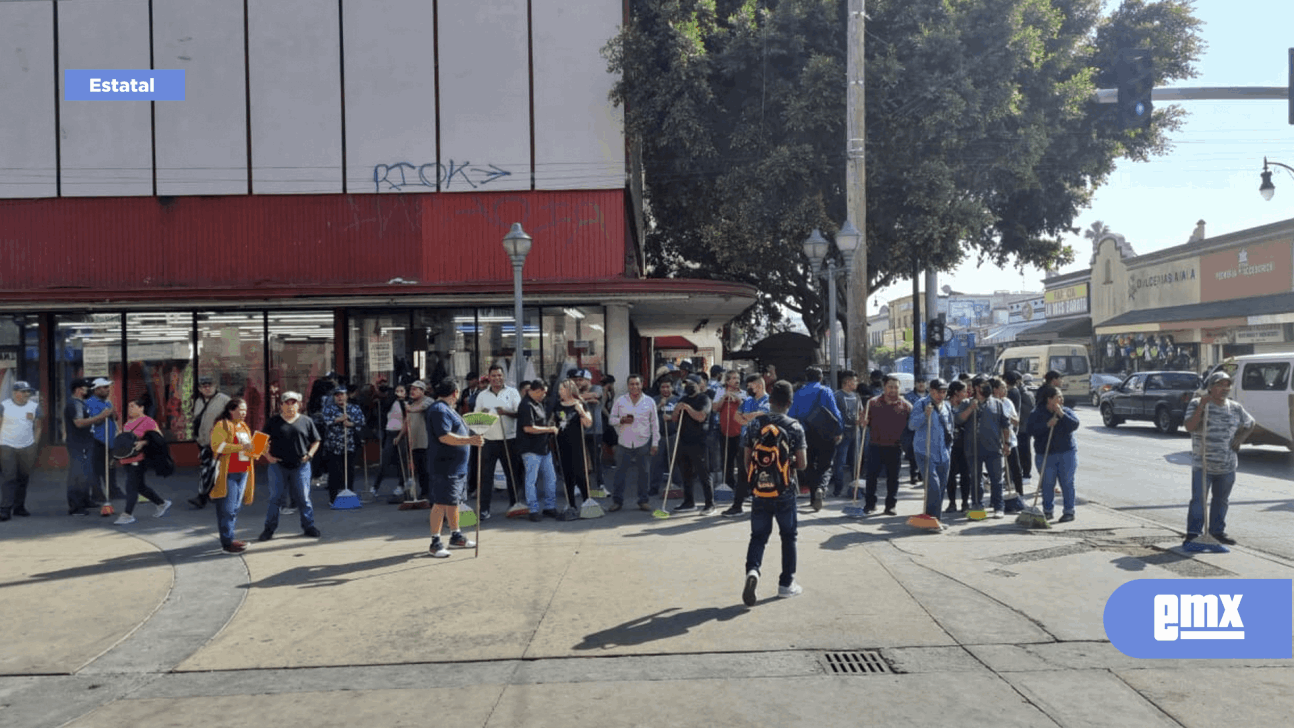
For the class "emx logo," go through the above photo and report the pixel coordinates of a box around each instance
[1105,579,1292,659]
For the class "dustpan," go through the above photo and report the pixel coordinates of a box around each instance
[842,422,868,517]
[1182,402,1229,554]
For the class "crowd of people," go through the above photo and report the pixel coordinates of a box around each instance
[0,361,1256,584]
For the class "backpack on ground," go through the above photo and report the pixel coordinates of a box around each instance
[747,414,795,498]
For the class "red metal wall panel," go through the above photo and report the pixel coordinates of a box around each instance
[0,189,625,294]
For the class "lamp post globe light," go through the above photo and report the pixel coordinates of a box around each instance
[1259,157,1294,202]
[502,222,532,389]
[802,224,859,386]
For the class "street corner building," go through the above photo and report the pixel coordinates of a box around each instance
[0,0,755,469]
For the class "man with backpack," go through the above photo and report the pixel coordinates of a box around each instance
[787,366,842,512]
[742,380,807,606]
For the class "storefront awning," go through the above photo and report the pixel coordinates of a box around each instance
[979,321,1045,345]
[653,335,698,351]
[1094,291,1294,334]
[1014,316,1092,342]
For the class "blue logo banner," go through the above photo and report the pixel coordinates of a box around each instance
[65,69,185,100]
[1104,579,1292,659]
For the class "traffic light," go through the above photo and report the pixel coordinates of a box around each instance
[1116,48,1153,129]
[927,318,946,348]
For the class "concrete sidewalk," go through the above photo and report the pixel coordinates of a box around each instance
[1,467,1291,727]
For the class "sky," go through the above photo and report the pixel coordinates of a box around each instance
[870,0,1294,308]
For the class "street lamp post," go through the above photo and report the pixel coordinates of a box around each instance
[1259,157,1294,201]
[501,223,532,389]
[803,222,860,386]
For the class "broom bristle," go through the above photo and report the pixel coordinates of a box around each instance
[331,488,363,510]
[506,502,530,518]
[651,509,670,519]
[579,498,604,519]
[458,503,478,528]
[713,484,735,502]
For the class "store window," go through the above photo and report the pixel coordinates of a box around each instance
[54,313,125,443]
[269,311,335,414]
[347,311,411,387]
[125,312,195,441]
[198,312,267,431]
[0,314,40,398]
[474,307,540,386]
[542,306,605,384]
[415,309,477,388]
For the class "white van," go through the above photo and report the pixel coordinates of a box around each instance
[995,344,1092,404]
[1208,353,1294,451]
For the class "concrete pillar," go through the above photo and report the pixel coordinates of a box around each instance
[605,302,631,386]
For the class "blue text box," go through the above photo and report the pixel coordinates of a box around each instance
[1104,578,1292,659]
[65,69,185,100]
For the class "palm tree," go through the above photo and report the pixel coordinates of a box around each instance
[1083,220,1111,242]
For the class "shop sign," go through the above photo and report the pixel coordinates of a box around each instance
[1234,325,1285,345]
[1045,284,1088,318]
[368,336,394,372]
[1127,266,1196,303]
[84,345,110,377]
[1201,239,1293,302]
[0,351,15,369]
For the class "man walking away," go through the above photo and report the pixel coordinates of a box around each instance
[1181,371,1254,548]
[831,370,861,497]
[787,366,842,512]
[742,380,807,605]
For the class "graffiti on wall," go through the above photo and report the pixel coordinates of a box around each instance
[373,160,513,192]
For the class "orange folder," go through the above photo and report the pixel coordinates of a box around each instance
[250,431,270,459]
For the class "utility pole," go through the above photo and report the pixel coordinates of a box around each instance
[845,0,867,374]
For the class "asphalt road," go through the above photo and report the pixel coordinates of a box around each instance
[1068,403,1294,561]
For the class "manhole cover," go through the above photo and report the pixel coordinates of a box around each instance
[820,650,892,675]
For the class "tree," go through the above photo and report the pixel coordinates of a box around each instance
[1083,220,1112,241]
[605,0,1204,340]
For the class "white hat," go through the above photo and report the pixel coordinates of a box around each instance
[91,377,113,388]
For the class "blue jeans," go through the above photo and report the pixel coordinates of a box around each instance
[522,452,558,511]
[215,471,248,548]
[264,463,314,532]
[1039,449,1077,515]
[968,446,1005,510]
[613,443,652,505]
[1187,467,1235,537]
[915,454,950,518]
[831,430,858,493]
[745,492,797,588]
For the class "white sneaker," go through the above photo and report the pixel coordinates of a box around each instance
[114,514,136,525]
[392,486,405,498]
[154,500,172,518]
[429,540,451,558]
[992,509,1005,519]
[281,507,296,515]
[777,581,803,598]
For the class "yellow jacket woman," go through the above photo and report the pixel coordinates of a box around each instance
[209,397,256,553]
[211,418,256,504]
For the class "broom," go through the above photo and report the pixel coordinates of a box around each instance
[907,407,942,530]
[653,421,683,519]
[1015,419,1053,529]
[331,420,363,510]
[966,404,989,520]
[99,420,115,517]
[397,437,431,510]
[714,397,735,502]
[460,413,500,537]
[842,418,868,517]
[502,434,529,518]
[1183,401,1229,554]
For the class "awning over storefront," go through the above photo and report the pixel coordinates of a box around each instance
[1094,291,1294,334]
[1014,316,1093,342]
[653,335,698,351]
[979,321,1045,345]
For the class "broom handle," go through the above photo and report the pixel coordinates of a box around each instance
[500,431,520,505]
[104,415,111,503]
[474,430,482,557]
[924,406,933,502]
[579,416,590,497]
[1032,413,1056,508]
[661,416,683,511]
[853,400,870,504]
[1200,401,1210,536]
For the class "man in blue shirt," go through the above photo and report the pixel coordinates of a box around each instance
[908,378,953,523]
[787,366,842,511]
[426,378,484,557]
[831,370,861,498]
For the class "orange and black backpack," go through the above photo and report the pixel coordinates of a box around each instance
[747,413,795,498]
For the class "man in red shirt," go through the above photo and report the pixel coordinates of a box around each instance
[861,375,912,515]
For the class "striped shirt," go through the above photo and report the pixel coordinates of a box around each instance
[1184,397,1253,473]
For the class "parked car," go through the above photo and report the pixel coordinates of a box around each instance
[1206,353,1294,451]
[1090,373,1124,407]
[1099,371,1202,434]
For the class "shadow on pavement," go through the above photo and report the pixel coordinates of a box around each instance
[573,605,746,650]
[239,552,429,590]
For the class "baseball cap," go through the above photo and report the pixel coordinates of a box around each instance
[91,377,112,388]
[1206,371,1231,387]
[198,375,214,385]
[71,378,90,390]
[281,391,303,402]
[928,378,948,391]
[410,380,428,390]
[710,364,724,376]
[332,385,350,396]
[13,380,35,392]
[678,360,694,372]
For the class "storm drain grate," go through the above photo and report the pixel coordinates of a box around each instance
[820,650,892,675]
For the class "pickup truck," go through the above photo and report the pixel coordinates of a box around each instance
[1099,371,1201,434]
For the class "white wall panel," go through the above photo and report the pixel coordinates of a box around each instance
[248,0,342,194]
[532,0,624,191]
[437,0,530,192]
[154,0,247,196]
[344,0,436,194]
[0,1,57,199]
[58,0,153,197]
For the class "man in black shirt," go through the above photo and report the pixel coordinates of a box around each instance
[671,378,714,514]
[64,378,98,515]
[517,380,558,522]
[259,391,322,541]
